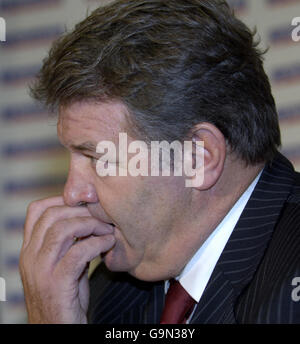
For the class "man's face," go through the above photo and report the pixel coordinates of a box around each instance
[57,100,193,281]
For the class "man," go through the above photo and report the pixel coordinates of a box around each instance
[19,0,300,324]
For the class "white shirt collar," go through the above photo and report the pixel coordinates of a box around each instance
[165,170,262,303]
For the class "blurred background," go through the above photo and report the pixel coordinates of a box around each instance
[0,0,300,324]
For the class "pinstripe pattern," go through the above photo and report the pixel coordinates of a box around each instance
[88,152,300,324]
[235,186,300,323]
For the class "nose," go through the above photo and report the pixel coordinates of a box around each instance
[63,154,98,207]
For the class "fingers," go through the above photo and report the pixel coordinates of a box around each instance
[38,216,115,264]
[54,234,116,281]
[27,205,91,252]
[20,196,116,323]
[23,196,65,246]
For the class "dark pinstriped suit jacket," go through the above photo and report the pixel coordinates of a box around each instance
[88,152,300,324]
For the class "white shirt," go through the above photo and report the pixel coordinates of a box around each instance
[164,170,262,322]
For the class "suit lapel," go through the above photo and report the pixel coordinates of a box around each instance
[191,153,295,323]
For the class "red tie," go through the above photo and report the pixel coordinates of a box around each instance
[160,279,196,324]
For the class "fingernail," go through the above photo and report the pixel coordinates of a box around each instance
[106,234,116,244]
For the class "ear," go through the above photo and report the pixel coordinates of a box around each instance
[188,122,226,190]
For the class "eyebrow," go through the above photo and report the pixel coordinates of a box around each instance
[70,141,97,152]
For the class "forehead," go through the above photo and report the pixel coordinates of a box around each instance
[57,100,130,145]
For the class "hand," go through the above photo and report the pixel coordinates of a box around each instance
[19,196,115,324]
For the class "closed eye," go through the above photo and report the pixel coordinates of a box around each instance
[81,153,100,165]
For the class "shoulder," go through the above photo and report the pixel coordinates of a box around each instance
[236,170,300,323]
[276,169,300,248]
[287,170,300,203]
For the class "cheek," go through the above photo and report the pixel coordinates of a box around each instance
[95,175,177,243]
[95,175,142,215]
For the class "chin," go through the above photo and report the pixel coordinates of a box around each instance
[102,248,129,272]
[101,239,136,273]
[101,245,158,281]
[101,233,170,282]
[105,253,167,283]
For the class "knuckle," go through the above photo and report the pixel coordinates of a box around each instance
[67,245,82,263]
[56,253,78,277]
[43,226,65,251]
[42,206,61,220]
[38,241,57,259]
[36,206,63,230]
[48,221,65,239]
[63,242,89,269]
[27,197,62,214]
[27,200,41,214]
